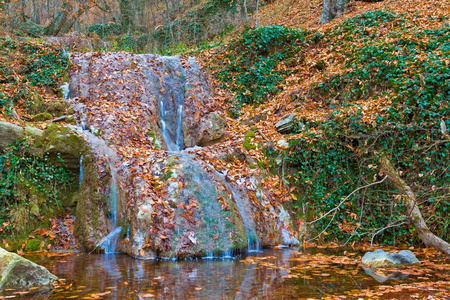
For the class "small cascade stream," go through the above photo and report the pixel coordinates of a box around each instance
[96,161,121,254]
[149,56,186,152]
[200,162,260,253]
[98,227,123,254]
[78,131,122,254]
[108,161,118,228]
[78,155,84,189]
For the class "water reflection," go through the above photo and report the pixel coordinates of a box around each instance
[20,248,446,299]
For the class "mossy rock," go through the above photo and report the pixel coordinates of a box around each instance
[32,124,87,170]
[73,152,111,251]
[0,247,57,291]
[43,99,71,117]
[31,112,53,122]
[24,238,45,252]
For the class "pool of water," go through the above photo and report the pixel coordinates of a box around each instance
[13,247,450,299]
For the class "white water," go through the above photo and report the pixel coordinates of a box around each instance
[108,161,118,228]
[97,226,123,254]
[158,97,177,151]
[158,95,184,151]
[201,162,260,253]
[78,155,84,189]
[60,82,69,99]
[176,104,184,150]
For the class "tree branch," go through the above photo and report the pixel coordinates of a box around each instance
[308,175,388,225]
[380,155,450,255]
[370,221,407,246]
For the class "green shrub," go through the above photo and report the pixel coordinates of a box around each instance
[211,25,309,116]
[88,23,123,38]
[0,38,69,113]
[267,10,450,245]
[0,141,74,224]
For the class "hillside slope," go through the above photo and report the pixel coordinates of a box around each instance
[200,0,450,246]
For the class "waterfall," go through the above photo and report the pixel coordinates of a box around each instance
[60,82,69,100]
[108,161,118,228]
[78,155,84,189]
[142,56,186,151]
[81,131,122,254]
[157,84,184,152]
[202,162,260,253]
[68,52,297,258]
[176,104,184,150]
[158,96,178,151]
[97,226,123,254]
[95,164,120,254]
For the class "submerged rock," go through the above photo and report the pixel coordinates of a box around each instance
[0,247,57,291]
[361,249,420,268]
[362,266,409,283]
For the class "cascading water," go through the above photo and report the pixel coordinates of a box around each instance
[69,52,296,258]
[96,161,121,254]
[98,226,123,254]
[78,131,122,254]
[108,161,118,228]
[142,56,186,151]
[78,155,84,189]
[60,82,69,100]
[202,162,260,253]
[176,104,184,150]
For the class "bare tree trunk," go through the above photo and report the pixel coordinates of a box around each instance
[45,0,92,35]
[255,0,259,26]
[320,0,347,24]
[118,0,133,33]
[164,0,174,41]
[380,155,450,255]
[32,0,39,24]
[19,0,27,22]
[243,0,248,21]
[45,1,70,35]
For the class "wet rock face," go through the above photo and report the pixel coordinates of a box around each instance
[68,52,298,258]
[128,153,247,258]
[69,52,225,151]
[125,152,297,259]
[0,247,57,292]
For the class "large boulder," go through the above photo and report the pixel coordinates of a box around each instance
[32,124,87,170]
[0,121,43,151]
[0,247,57,292]
[361,249,420,268]
[0,121,85,171]
[120,152,299,259]
[197,112,226,146]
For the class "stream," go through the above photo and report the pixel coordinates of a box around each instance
[22,247,449,299]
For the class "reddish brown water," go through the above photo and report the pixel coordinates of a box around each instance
[12,248,450,299]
